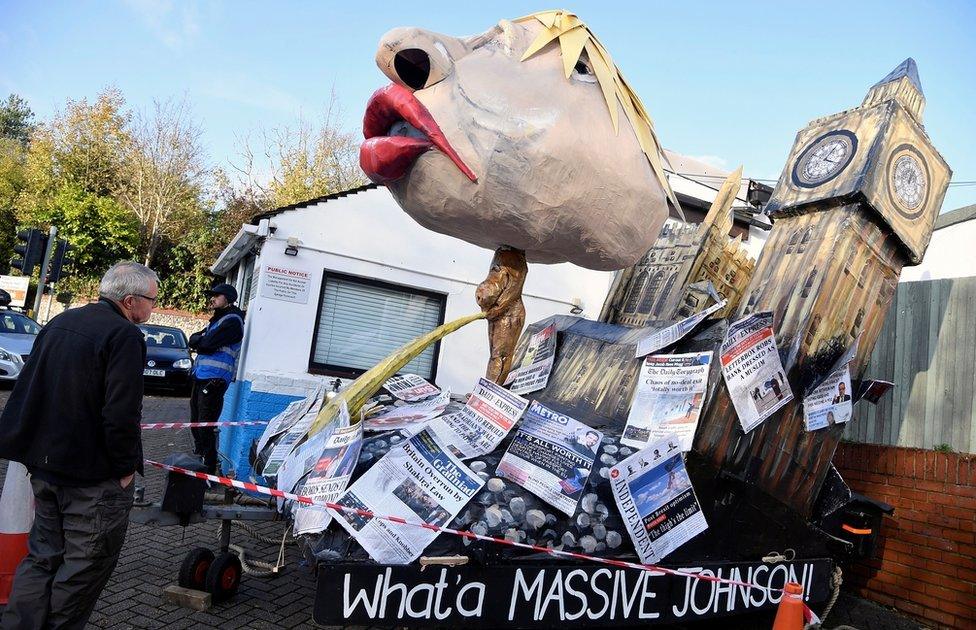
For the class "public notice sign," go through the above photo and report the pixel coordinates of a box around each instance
[496,401,602,516]
[609,435,707,563]
[315,559,832,627]
[384,374,441,402]
[422,378,529,459]
[635,300,727,358]
[331,430,483,564]
[504,323,557,395]
[260,264,311,304]
[621,352,712,453]
[720,312,793,433]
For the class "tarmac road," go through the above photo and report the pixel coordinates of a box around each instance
[0,390,925,629]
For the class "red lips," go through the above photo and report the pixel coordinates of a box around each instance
[360,83,476,184]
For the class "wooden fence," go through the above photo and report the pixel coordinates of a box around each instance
[845,276,976,453]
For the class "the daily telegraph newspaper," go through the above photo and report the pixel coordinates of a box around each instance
[622,352,712,452]
[254,388,322,455]
[496,401,602,516]
[331,430,484,564]
[422,378,529,459]
[720,312,794,433]
[364,390,451,433]
[292,421,364,535]
[635,300,727,358]
[384,374,440,402]
[609,435,708,563]
[504,323,557,395]
[803,366,853,431]
[276,402,351,496]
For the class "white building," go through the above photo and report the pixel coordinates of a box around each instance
[211,159,771,477]
[898,204,976,282]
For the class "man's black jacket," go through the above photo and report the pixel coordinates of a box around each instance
[188,304,245,355]
[0,298,146,483]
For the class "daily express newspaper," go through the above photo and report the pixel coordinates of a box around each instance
[635,300,727,358]
[384,374,440,401]
[609,435,708,563]
[422,378,529,459]
[331,430,484,564]
[275,402,351,496]
[496,401,603,516]
[364,390,451,433]
[292,421,364,535]
[803,366,853,431]
[622,352,712,452]
[720,312,794,433]
[504,323,557,395]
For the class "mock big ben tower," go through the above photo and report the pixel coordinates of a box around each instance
[693,59,951,516]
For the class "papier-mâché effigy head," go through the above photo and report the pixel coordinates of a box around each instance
[360,10,678,270]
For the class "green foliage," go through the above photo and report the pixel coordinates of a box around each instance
[0,94,34,146]
[933,443,954,453]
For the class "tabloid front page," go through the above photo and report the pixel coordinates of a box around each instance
[254,388,322,456]
[622,352,712,452]
[609,435,708,563]
[275,402,351,496]
[384,374,440,401]
[504,323,557,395]
[422,378,529,459]
[363,390,451,433]
[261,401,324,478]
[292,421,364,535]
[720,312,794,433]
[496,401,603,516]
[635,300,727,358]
[803,366,853,431]
[331,430,484,564]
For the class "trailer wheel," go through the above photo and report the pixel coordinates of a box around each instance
[178,548,214,590]
[205,551,242,601]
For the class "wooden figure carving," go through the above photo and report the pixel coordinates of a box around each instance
[475,248,528,383]
[359,11,679,380]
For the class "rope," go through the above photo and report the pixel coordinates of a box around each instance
[818,566,844,624]
[231,520,298,546]
[228,544,279,578]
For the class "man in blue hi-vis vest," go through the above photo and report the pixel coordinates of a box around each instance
[188,283,245,473]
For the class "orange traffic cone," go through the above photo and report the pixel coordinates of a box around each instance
[0,462,33,604]
[772,581,805,630]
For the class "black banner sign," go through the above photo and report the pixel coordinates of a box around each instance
[314,559,833,628]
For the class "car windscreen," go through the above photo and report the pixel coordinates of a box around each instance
[140,326,188,349]
[0,312,41,335]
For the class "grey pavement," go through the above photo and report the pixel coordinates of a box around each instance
[0,389,925,629]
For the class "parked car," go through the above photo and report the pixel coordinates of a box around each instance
[139,324,193,393]
[0,308,42,382]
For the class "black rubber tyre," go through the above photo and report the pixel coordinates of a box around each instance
[178,547,214,590]
[204,551,242,601]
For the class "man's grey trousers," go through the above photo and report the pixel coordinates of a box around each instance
[2,477,133,630]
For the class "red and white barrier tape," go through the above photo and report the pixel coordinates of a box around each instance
[140,420,270,430]
[144,457,819,617]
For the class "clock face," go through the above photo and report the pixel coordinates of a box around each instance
[791,130,858,189]
[885,144,930,219]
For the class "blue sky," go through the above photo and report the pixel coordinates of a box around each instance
[2,0,974,211]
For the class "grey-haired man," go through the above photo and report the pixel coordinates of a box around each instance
[0,261,157,629]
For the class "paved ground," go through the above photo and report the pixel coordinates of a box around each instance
[0,390,927,629]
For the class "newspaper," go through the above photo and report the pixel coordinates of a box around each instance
[364,390,451,433]
[422,378,529,459]
[496,401,602,516]
[254,390,321,455]
[720,312,794,433]
[803,366,853,431]
[855,379,894,405]
[622,352,712,452]
[275,402,351,495]
[292,421,364,535]
[384,374,440,401]
[261,394,328,478]
[635,300,727,358]
[331,430,484,564]
[609,435,708,563]
[504,323,557,395]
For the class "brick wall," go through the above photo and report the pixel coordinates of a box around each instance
[833,443,976,629]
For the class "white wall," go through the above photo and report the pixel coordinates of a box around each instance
[237,187,614,394]
[899,220,976,282]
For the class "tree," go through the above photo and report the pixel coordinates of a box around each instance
[0,94,35,147]
[233,95,364,211]
[0,95,35,265]
[117,99,208,267]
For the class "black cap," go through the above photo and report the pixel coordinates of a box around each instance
[205,283,238,303]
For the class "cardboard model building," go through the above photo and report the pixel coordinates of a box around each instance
[360,10,679,381]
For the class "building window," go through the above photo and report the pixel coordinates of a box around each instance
[624,270,648,313]
[309,272,446,380]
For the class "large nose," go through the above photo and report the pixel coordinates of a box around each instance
[375,27,464,91]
